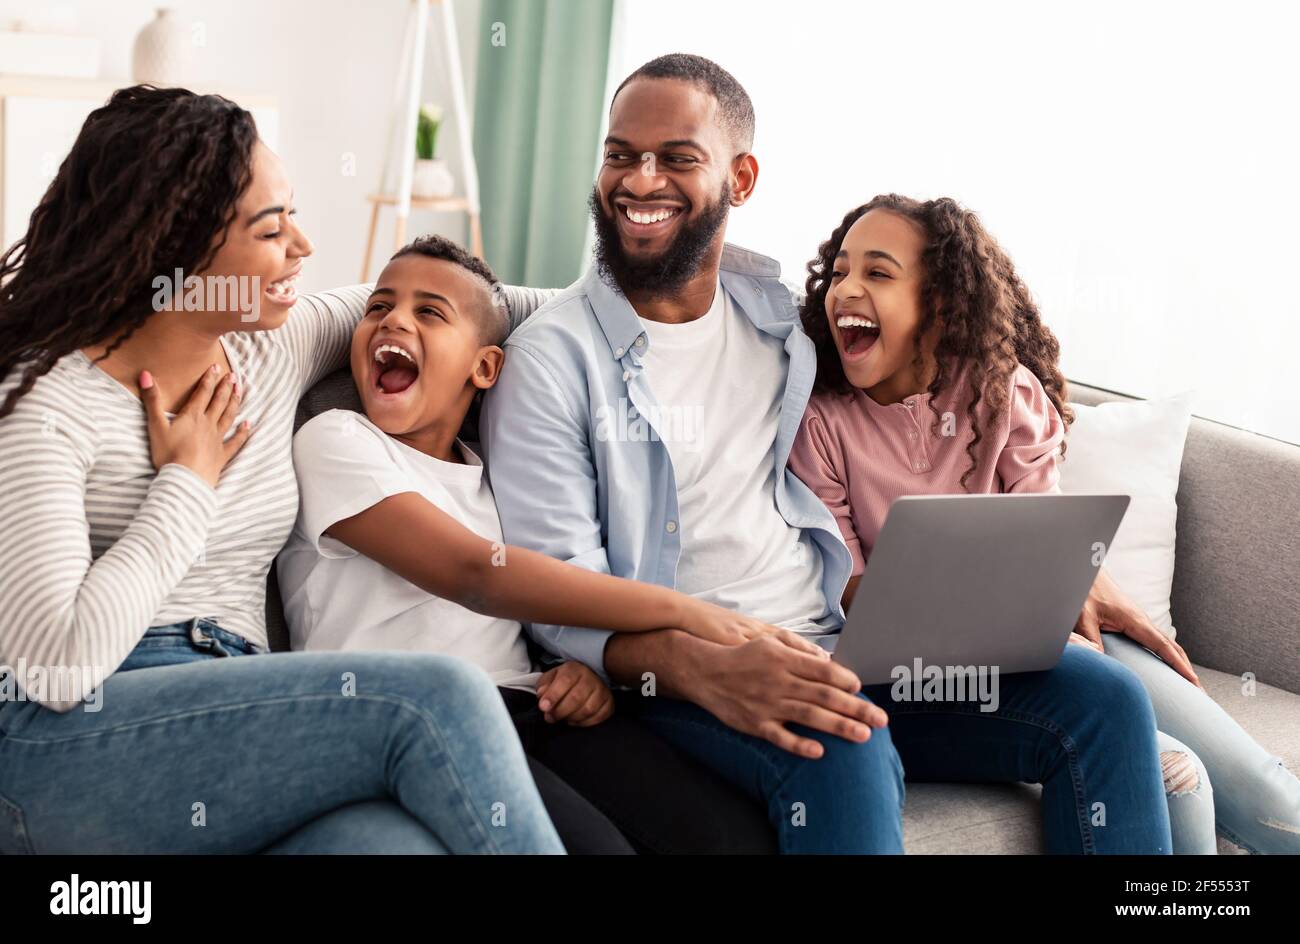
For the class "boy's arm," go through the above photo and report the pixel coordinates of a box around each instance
[296,411,784,646]
[478,345,881,755]
[324,489,771,639]
[474,341,827,674]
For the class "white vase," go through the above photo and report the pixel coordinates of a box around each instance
[131,9,190,86]
[412,158,455,199]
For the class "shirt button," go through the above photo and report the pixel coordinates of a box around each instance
[908,430,917,440]
[754,285,763,295]
[622,370,631,382]
[634,335,646,347]
[615,346,625,357]
[916,461,929,471]
[665,520,678,534]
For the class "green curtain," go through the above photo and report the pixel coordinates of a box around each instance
[473,0,615,287]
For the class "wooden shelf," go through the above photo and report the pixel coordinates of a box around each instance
[361,193,482,280]
[366,193,469,212]
[362,0,483,281]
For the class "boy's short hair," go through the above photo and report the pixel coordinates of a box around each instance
[388,235,508,346]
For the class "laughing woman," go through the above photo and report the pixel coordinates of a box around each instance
[0,86,563,854]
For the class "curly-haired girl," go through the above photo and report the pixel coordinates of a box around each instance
[790,193,1300,854]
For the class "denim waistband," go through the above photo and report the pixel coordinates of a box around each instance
[0,619,265,725]
[113,617,267,673]
[140,618,264,654]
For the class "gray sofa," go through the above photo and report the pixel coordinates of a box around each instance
[266,373,1300,854]
[902,383,1300,854]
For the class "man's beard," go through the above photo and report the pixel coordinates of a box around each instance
[589,179,730,299]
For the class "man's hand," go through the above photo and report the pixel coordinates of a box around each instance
[537,661,614,727]
[688,635,888,759]
[1076,569,1200,687]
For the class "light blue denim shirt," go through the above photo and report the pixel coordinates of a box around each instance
[481,244,852,679]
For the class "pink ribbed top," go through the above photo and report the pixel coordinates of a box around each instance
[789,361,1066,575]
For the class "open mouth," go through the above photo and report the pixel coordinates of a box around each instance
[836,314,881,360]
[372,342,420,395]
[616,202,683,234]
[264,272,300,305]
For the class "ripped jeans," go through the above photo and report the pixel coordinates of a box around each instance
[1106,633,1300,854]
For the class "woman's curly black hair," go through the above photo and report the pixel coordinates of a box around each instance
[801,193,1074,490]
[0,85,258,419]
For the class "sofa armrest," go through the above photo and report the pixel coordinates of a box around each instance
[1169,417,1300,694]
[1070,382,1300,695]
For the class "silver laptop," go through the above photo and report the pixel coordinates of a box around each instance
[833,494,1130,685]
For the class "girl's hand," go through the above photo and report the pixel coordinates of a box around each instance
[679,600,830,660]
[140,365,252,489]
[537,662,614,727]
[1066,631,1104,654]
[1077,569,1201,688]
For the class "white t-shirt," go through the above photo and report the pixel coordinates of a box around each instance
[277,409,539,691]
[638,281,829,632]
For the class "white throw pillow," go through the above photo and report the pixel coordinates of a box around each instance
[1058,392,1194,639]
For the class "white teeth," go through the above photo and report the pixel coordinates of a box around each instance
[373,343,416,365]
[836,315,879,329]
[625,206,678,224]
[266,274,298,296]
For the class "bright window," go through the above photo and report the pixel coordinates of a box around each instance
[610,0,1300,443]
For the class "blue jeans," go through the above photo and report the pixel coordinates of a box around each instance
[630,645,1172,854]
[1105,633,1300,854]
[0,618,563,854]
[1152,728,1216,854]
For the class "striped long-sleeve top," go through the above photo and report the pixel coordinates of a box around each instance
[0,286,374,712]
[0,283,553,712]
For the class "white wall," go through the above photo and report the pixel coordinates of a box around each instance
[0,0,484,292]
[614,0,1300,444]
[9,0,1299,442]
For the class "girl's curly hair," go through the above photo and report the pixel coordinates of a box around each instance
[801,193,1074,490]
[0,85,258,419]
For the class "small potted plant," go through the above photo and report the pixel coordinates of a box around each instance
[412,103,455,198]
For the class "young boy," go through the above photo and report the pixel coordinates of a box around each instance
[276,236,816,853]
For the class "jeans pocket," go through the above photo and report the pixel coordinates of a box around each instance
[0,790,33,855]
